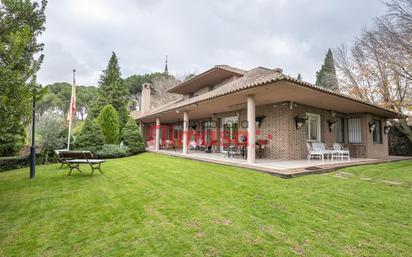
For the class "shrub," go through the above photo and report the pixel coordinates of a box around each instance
[97,104,120,144]
[95,144,129,159]
[55,127,74,150]
[73,119,105,152]
[121,119,145,155]
[0,131,25,157]
[0,156,29,172]
[37,112,64,163]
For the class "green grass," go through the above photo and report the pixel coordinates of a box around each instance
[0,153,411,257]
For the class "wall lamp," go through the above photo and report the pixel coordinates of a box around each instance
[327,118,337,132]
[383,122,392,135]
[368,120,376,133]
[256,115,266,128]
[294,116,307,129]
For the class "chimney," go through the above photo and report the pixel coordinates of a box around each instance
[141,83,151,113]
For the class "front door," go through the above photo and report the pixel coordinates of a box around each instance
[220,116,238,152]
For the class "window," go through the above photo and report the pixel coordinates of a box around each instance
[348,117,362,143]
[335,118,344,143]
[306,113,321,141]
[373,119,382,144]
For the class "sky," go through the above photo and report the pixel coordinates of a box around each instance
[37,0,387,86]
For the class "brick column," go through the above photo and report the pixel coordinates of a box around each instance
[155,117,160,151]
[247,95,256,163]
[183,111,189,154]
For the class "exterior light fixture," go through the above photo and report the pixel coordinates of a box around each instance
[368,120,376,133]
[294,116,307,129]
[255,115,266,128]
[327,117,337,132]
[383,122,392,135]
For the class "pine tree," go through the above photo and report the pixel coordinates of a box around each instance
[73,119,105,152]
[121,118,145,154]
[315,49,339,91]
[97,104,120,144]
[297,73,302,80]
[89,52,129,129]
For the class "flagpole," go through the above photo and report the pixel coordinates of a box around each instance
[67,69,76,150]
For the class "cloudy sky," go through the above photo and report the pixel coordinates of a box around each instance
[37,0,386,86]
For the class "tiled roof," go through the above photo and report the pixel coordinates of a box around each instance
[132,65,398,120]
[213,64,247,75]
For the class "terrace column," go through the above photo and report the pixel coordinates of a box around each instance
[247,95,256,164]
[182,111,189,154]
[155,117,160,151]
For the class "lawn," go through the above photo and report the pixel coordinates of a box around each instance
[0,153,411,257]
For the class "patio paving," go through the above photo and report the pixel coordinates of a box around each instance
[148,149,411,178]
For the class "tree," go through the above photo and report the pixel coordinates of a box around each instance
[297,73,302,81]
[121,119,145,154]
[44,82,97,120]
[76,86,97,120]
[37,112,64,163]
[36,90,63,118]
[149,75,181,109]
[89,52,129,128]
[97,104,120,144]
[73,119,104,152]
[0,0,47,156]
[124,72,170,111]
[335,0,412,143]
[315,49,339,91]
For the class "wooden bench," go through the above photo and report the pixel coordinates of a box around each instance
[54,149,71,169]
[58,151,105,175]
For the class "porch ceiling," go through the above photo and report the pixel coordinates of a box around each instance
[139,80,398,123]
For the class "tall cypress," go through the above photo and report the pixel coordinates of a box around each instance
[89,52,129,129]
[315,49,339,91]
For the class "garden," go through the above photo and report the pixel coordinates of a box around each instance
[0,154,411,256]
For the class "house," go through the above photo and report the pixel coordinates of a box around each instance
[132,65,398,165]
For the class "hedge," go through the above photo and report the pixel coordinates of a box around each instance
[95,144,129,159]
[0,156,29,172]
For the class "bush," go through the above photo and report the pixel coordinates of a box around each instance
[97,104,120,144]
[37,112,64,163]
[73,119,105,152]
[0,156,29,172]
[121,119,145,155]
[95,144,129,159]
[0,131,25,157]
[55,127,74,150]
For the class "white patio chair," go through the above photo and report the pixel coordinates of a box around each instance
[332,143,350,160]
[311,142,334,160]
[307,143,324,160]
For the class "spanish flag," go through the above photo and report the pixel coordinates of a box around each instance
[67,69,76,150]
[67,70,76,123]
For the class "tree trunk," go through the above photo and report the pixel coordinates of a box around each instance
[390,118,412,144]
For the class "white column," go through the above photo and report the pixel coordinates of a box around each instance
[247,95,256,164]
[183,111,189,154]
[155,117,160,151]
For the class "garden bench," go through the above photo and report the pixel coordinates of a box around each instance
[58,151,105,175]
[54,149,70,169]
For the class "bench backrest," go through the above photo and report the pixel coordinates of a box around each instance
[59,151,93,160]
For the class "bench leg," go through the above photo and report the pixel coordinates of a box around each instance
[90,163,103,175]
[68,163,82,176]
[59,162,68,169]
